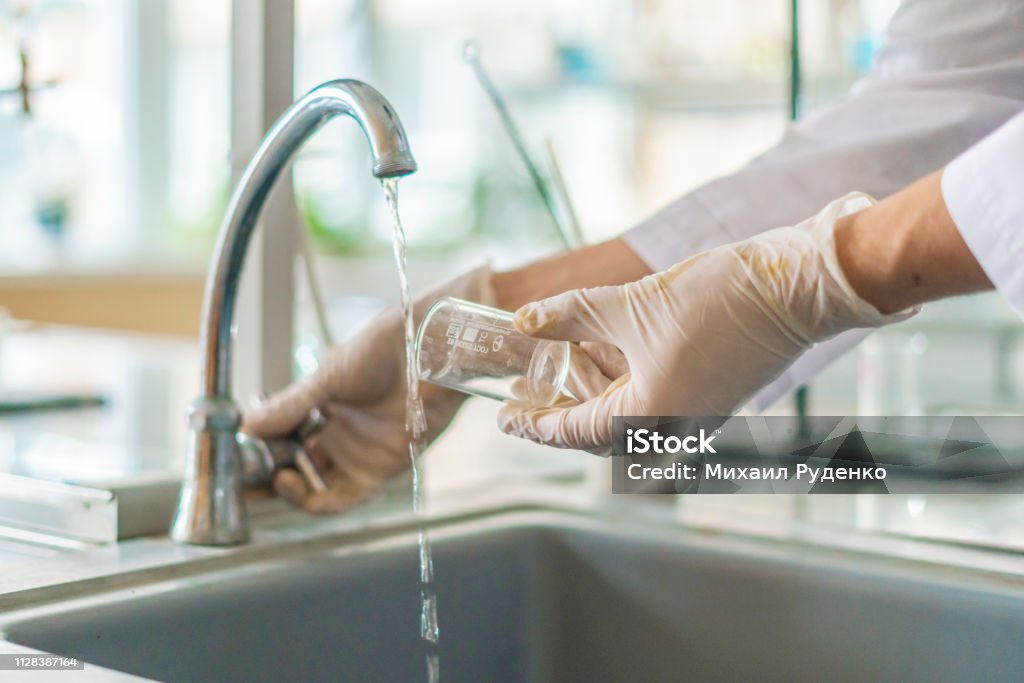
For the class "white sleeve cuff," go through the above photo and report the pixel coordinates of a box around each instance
[942,111,1024,318]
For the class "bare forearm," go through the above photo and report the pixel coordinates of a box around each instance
[496,166,991,317]
[492,238,652,311]
[835,170,992,314]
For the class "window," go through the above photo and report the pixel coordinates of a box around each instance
[0,0,229,267]
[293,0,796,261]
[0,0,897,268]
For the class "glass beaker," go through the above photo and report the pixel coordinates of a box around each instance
[415,297,570,406]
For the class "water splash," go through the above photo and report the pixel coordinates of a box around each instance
[382,177,440,681]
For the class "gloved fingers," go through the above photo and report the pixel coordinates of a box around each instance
[508,377,580,408]
[498,397,609,451]
[272,468,311,509]
[498,375,633,452]
[302,431,337,477]
[241,374,326,438]
[580,341,628,380]
[272,461,374,516]
[312,409,406,488]
[505,374,577,414]
[414,263,498,319]
[564,343,614,402]
[303,479,369,516]
[303,421,406,514]
[514,286,619,345]
[508,377,530,402]
[241,320,401,438]
[318,317,407,406]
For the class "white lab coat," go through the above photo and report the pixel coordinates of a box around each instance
[943,112,1024,318]
[622,0,1024,411]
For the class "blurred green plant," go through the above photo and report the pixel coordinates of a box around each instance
[165,161,562,260]
[166,172,231,255]
[298,191,371,255]
[299,166,561,258]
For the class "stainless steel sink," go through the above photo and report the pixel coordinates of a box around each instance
[3,509,1024,682]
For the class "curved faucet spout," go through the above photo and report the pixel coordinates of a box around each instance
[171,79,416,545]
[205,79,416,398]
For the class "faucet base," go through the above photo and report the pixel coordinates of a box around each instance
[170,79,418,546]
[170,397,250,546]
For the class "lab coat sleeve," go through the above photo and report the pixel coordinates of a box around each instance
[942,111,1024,319]
[623,0,1024,270]
[621,0,1024,411]
[752,109,1024,412]
[623,90,1023,272]
[626,90,1021,411]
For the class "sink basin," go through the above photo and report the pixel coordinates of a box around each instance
[4,509,1024,682]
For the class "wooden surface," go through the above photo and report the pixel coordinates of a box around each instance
[0,274,204,337]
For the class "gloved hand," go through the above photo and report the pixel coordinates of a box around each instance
[242,265,496,514]
[498,193,917,452]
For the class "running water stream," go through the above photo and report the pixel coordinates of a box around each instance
[382,177,440,683]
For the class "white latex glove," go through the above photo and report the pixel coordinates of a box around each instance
[498,193,917,452]
[242,265,496,514]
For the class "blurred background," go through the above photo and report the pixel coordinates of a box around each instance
[1,0,894,261]
[0,0,1021,417]
[1,0,1024,552]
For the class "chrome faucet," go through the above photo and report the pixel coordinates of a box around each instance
[170,79,417,545]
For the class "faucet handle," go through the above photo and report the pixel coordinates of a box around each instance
[293,447,329,494]
[236,409,329,495]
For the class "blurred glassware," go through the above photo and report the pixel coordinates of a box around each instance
[857,331,928,416]
[463,38,582,250]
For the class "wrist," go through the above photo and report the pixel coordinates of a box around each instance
[833,207,909,315]
[834,171,991,315]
